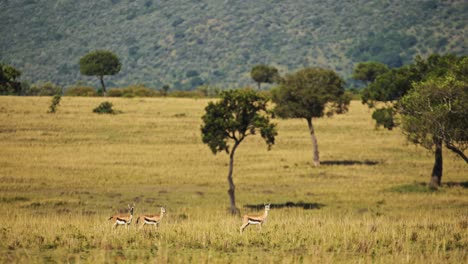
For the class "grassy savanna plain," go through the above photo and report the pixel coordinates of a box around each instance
[0,97,466,263]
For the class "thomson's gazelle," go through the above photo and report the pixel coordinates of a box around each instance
[240,204,270,234]
[108,204,135,229]
[136,207,166,230]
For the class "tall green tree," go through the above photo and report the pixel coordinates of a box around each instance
[0,63,22,95]
[359,53,467,187]
[272,67,350,166]
[201,89,277,214]
[400,74,468,187]
[360,54,463,130]
[250,65,279,90]
[79,50,121,96]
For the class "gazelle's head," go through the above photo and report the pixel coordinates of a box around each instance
[128,203,135,215]
[161,207,166,214]
[264,203,271,211]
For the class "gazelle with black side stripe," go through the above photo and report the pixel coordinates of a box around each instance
[108,204,135,229]
[240,204,270,234]
[137,207,166,230]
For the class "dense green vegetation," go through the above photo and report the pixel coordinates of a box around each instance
[359,54,468,187]
[1,0,466,90]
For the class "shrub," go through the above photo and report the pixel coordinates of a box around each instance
[170,90,205,98]
[48,94,61,113]
[93,101,116,114]
[65,86,97,97]
[27,82,62,96]
[107,89,123,97]
[107,84,157,97]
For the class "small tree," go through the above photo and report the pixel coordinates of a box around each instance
[250,65,279,90]
[0,63,22,95]
[161,84,170,96]
[48,94,61,113]
[201,89,277,214]
[272,67,350,166]
[79,50,121,96]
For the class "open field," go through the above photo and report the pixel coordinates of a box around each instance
[0,96,466,263]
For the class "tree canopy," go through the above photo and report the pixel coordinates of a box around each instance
[201,88,277,214]
[79,50,121,96]
[0,63,22,95]
[356,53,468,187]
[272,67,350,166]
[250,65,279,90]
[352,61,389,84]
[360,54,466,129]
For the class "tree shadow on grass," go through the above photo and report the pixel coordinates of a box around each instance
[444,181,468,188]
[244,201,325,210]
[321,160,379,166]
[388,181,468,193]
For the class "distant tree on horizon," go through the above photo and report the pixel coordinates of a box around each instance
[250,65,280,90]
[272,67,350,166]
[0,62,22,95]
[79,50,121,96]
[352,61,390,85]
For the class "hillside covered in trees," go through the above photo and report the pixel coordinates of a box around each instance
[0,0,466,90]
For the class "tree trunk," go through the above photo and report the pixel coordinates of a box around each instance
[99,76,107,96]
[307,118,320,166]
[227,142,240,215]
[430,138,443,188]
[257,82,261,90]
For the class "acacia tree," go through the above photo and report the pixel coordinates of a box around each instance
[400,74,468,187]
[250,64,279,90]
[272,67,350,166]
[358,54,468,187]
[79,50,121,96]
[201,89,277,214]
[352,61,389,85]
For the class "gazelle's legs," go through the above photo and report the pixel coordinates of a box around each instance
[240,223,249,234]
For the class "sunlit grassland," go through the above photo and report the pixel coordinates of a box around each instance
[0,96,466,263]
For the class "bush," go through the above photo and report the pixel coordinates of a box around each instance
[170,90,205,98]
[93,101,117,114]
[48,94,61,113]
[107,89,123,97]
[27,82,62,96]
[107,84,157,97]
[65,86,97,97]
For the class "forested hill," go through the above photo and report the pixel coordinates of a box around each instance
[0,0,466,90]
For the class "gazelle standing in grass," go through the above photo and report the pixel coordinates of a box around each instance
[240,203,270,234]
[108,204,135,230]
[136,206,166,230]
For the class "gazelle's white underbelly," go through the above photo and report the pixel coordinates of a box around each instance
[144,220,159,225]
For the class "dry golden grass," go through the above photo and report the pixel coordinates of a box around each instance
[0,96,466,263]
